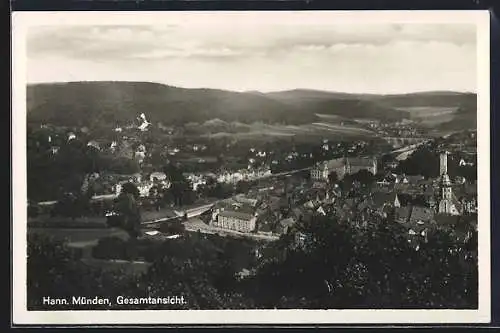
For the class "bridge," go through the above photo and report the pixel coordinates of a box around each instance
[391,141,428,154]
[383,136,430,148]
[173,202,215,219]
[386,139,433,161]
[141,202,215,228]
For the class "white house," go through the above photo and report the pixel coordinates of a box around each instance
[213,210,257,233]
[150,172,167,182]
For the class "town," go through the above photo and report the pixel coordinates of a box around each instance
[16,14,484,322]
[27,109,478,310]
[28,112,477,238]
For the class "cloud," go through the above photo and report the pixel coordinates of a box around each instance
[27,23,476,62]
[132,47,245,60]
[26,22,477,93]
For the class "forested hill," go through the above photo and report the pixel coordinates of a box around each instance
[27,81,476,130]
[27,81,318,127]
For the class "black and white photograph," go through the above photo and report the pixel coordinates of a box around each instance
[12,11,490,325]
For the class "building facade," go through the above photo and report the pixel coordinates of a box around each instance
[213,210,257,233]
[311,157,377,181]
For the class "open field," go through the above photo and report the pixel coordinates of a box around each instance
[396,106,460,126]
[315,113,345,122]
[201,119,377,141]
[28,227,129,243]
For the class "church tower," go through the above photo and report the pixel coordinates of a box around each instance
[439,151,448,176]
[437,151,460,215]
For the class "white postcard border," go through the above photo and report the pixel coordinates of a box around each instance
[11,10,491,325]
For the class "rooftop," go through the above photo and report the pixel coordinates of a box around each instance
[319,157,376,170]
[347,157,376,167]
[409,206,434,223]
[218,210,255,221]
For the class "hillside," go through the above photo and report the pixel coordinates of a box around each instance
[27,82,477,131]
[26,82,317,127]
[266,89,477,130]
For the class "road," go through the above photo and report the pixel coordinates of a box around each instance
[390,140,430,154]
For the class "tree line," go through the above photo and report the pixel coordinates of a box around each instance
[28,211,477,310]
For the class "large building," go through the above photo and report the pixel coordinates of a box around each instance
[213,210,257,233]
[311,157,377,181]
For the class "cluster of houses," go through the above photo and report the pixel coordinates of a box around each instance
[111,172,171,198]
[192,149,478,249]
[214,152,470,243]
[216,168,272,184]
[310,157,378,181]
[78,165,273,206]
[80,171,172,199]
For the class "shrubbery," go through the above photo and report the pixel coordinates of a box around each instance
[27,215,477,310]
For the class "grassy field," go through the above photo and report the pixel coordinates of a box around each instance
[202,119,377,141]
[396,106,460,127]
[28,227,129,243]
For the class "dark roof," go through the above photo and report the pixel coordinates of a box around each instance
[217,199,255,214]
[344,198,356,207]
[280,218,296,227]
[395,206,412,221]
[405,175,425,184]
[347,157,376,167]
[371,192,399,208]
[464,184,477,195]
[292,208,304,219]
[424,187,436,196]
[258,222,272,232]
[394,183,412,191]
[357,199,371,211]
[409,206,434,223]
[407,223,428,235]
[218,210,255,221]
[325,158,346,169]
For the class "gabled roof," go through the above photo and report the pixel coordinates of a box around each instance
[405,175,426,184]
[395,206,412,221]
[258,222,272,232]
[409,206,434,223]
[292,207,304,219]
[280,218,296,227]
[347,157,376,167]
[303,200,315,209]
[325,158,347,169]
[218,210,255,221]
[371,191,399,208]
[357,199,372,211]
[424,186,436,196]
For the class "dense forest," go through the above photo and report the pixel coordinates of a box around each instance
[27,82,477,130]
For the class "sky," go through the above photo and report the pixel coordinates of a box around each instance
[26,21,477,94]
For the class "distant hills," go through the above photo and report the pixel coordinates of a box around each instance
[26,81,477,132]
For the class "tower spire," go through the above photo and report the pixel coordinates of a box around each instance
[439,151,448,176]
[437,150,459,215]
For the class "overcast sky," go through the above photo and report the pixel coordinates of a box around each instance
[26,22,477,94]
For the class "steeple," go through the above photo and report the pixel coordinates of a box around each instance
[439,151,448,176]
[437,151,460,215]
[393,193,401,208]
